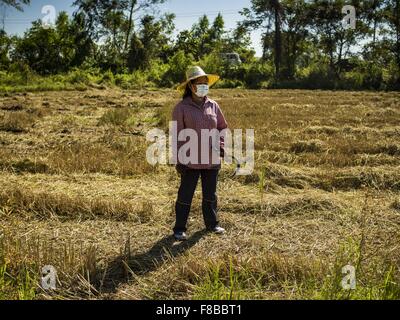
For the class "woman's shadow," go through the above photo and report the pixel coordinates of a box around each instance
[97,230,207,294]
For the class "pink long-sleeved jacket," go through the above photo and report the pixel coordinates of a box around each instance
[172,96,228,169]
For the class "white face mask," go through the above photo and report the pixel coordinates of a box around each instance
[194,84,209,98]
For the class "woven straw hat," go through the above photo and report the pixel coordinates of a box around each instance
[176,66,220,92]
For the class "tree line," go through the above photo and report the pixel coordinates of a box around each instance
[0,0,399,90]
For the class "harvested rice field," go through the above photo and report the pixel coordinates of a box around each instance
[1,88,400,300]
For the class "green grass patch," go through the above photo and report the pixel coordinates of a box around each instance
[0,247,37,300]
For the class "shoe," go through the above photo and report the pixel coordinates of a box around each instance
[209,226,226,235]
[174,232,187,241]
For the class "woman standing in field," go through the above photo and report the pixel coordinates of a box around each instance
[172,66,228,241]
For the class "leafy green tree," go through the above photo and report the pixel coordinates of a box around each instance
[127,13,175,71]
[69,12,95,68]
[122,0,167,51]
[73,0,166,51]
[223,24,255,63]
[126,32,145,71]
[73,0,169,71]
[191,15,210,59]
[280,0,310,79]
[0,30,12,69]
[206,13,225,53]
[309,0,365,78]
[12,21,61,74]
[12,12,93,74]
[175,14,228,60]
[73,0,123,41]
[242,0,312,80]
[161,49,195,86]
[360,0,386,45]
[241,0,284,80]
[383,0,400,72]
[175,30,198,57]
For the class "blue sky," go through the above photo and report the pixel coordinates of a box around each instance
[1,0,263,56]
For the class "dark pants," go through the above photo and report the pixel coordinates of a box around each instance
[174,166,220,233]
